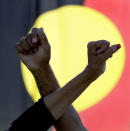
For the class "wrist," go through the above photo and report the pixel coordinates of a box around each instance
[31,63,50,76]
[83,65,99,82]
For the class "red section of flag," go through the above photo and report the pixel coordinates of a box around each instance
[79,0,130,131]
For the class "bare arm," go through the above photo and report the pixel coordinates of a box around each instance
[43,40,121,120]
[44,65,93,120]
[16,28,120,130]
[16,28,87,131]
[33,65,87,131]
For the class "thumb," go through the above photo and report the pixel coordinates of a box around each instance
[103,44,121,61]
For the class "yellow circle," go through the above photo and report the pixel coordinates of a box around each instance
[21,5,125,112]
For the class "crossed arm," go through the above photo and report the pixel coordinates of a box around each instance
[32,64,87,131]
[17,28,88,131]
[16,28,120,131]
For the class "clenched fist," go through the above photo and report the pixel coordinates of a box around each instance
[16,28,50,72]
[87,40,121,80]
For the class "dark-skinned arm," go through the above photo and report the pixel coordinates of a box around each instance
[16,28,87,131]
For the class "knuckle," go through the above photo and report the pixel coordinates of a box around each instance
[103,40,110,46]
[99,40,110,46]
[32,28,37,32]
[32,27,37,30]
[40,27,44,31]
[20,36,25,41]
[87,41,93,48]
[106,41,110,46]
[101,39,106,43]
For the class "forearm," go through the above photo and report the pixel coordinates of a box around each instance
[44,66,94,120]
[32,65,58,97]
[32,65,87,131]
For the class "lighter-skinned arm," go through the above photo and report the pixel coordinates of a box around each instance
[16,28,120,130]
[43,40,121,120]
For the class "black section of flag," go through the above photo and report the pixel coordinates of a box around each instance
[0,0,84,130]
[36,0,84,15]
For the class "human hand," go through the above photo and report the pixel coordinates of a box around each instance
[16,28,50,72]
[86,40,121,80]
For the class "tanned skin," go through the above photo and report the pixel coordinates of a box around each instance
[16,27,120,131]
[16,28,87,131]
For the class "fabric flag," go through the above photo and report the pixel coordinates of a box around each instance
[81,0,130,131]
[23,0,129,131]
[1,0,129,131]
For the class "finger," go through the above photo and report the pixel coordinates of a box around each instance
[87,40,109,55]
[16,42,24,53]
[102,44,121,61]
[31,28,39,43]
[96,40,110,54]
[87,41,99,55]
[37,28,49,46]
[20,37,30,52]
[26,33,37,49]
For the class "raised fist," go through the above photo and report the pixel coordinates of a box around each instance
[87,40,121,79]
[16,28,50,72]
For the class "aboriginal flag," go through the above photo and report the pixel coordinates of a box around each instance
[0,0,130,131]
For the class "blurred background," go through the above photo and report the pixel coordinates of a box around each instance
[0,0,130,131]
